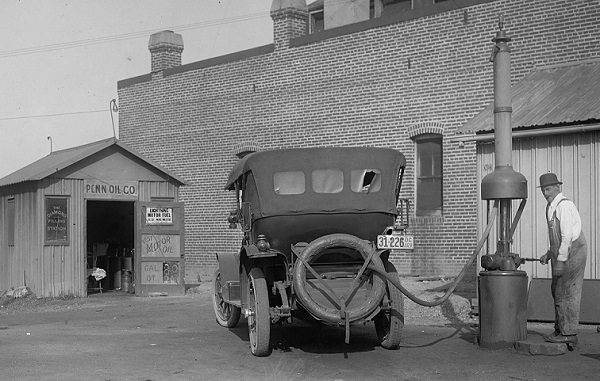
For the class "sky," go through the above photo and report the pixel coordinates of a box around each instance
[0,0,281,179]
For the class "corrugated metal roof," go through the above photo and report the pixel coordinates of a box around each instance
[459,60,600,134]
[0,137,187,187]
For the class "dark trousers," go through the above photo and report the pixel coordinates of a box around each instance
[551,233,587,336]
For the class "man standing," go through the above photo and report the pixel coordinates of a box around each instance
[538,173,587,346]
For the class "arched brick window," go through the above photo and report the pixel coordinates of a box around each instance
[409,122,444,216]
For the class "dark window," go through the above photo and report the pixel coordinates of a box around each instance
[415,134,442,216]
[383,0,412,13]
[310,10,324,33]
[7,197,15,246]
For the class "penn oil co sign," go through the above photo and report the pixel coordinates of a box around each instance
[84,180,138,200]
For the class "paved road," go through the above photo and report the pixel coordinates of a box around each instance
[1,286,599,381]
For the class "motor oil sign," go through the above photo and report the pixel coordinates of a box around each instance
[146,207,173,225]
[141,234,180,258]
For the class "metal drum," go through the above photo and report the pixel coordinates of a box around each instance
[478,270,528,348]
[121,270,133,293]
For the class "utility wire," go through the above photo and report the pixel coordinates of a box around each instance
[0,11,270,59]
[0,109,108,122]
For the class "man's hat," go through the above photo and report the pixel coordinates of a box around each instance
[538,173,562,188]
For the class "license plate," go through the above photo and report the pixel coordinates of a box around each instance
[376,234,414,250]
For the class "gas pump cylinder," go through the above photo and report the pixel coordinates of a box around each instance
[478,270,528,348]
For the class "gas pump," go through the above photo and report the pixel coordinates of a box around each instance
[478,16,529,348]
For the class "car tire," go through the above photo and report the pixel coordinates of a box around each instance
[212,267,241,328]
[246,267,272,357]
[374,261,404,349]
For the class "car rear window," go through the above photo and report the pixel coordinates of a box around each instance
[312,169,344,194]
[273,171,305,195]
[351,169,381,193]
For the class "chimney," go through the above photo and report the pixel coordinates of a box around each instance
[148,30,184,73]
[270,0,308,50]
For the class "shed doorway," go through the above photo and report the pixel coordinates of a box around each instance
[86,200,135,295]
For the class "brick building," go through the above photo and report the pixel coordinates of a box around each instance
[117,0,600,283]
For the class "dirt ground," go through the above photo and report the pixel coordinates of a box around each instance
[2,277,600,381]
[1,276,477,327]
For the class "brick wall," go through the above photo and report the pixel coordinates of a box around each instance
[117,0,600,282]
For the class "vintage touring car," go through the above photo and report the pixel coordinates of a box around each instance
[212,147,412,356]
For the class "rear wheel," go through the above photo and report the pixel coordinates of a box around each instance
[212,267,241,328]
[246,267,272,357]
[374,261,404,349]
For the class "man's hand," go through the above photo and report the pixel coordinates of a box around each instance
[540,253,549,265]
[553,260,566,276]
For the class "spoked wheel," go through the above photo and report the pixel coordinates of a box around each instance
[374,261,404,349]
[246,267,272,357]
[212,267,241,328]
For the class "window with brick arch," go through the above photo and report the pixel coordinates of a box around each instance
[415,133,442,216]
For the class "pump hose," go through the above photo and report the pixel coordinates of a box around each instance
[369,202,499,307]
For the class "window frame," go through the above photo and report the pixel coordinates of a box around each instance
[414,133,443,216]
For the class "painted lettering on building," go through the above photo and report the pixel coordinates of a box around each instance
[141,262,163,284]
[141,234,180,258]
[84,180,138,200]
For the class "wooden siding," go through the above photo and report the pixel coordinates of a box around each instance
[477,131,599,280]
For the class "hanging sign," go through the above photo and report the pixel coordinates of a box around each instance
[146,207,173,225]
[84,180,138,200]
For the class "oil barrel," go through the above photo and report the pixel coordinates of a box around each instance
[478,270,528,348]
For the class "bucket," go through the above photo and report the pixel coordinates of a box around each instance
[478,270,528,348]
[121,270,133,293]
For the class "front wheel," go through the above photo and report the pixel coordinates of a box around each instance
[246,267,272,357]
[212,267,241,328]
[374,261,404,349]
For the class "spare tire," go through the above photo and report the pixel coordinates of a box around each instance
[292,233,386,324]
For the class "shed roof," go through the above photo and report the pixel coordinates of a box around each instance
[0,137,187,187]
[459,60,600,134]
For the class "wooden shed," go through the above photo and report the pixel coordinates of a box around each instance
[0,138,187,298]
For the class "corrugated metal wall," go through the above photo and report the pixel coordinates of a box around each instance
[0,182,39,294]
[477,130,599,280]
[40,178,85,297]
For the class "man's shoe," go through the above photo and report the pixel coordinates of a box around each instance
[545,334,578,346]
[543,331,561,341]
